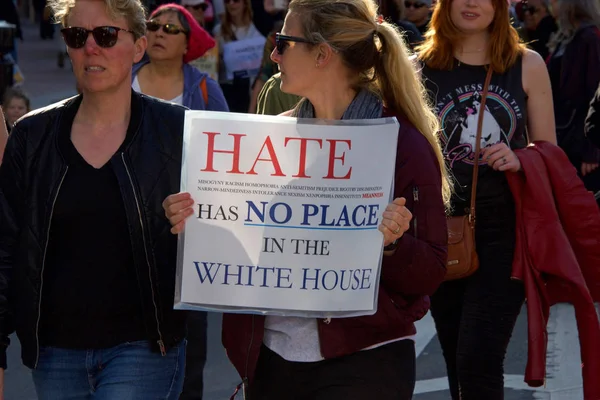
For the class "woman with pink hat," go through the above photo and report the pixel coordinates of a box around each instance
[132,4,228,112]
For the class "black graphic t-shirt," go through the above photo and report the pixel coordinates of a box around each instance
[422,59,528,213]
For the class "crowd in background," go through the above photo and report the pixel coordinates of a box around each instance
[0,0,600,399]
[2,0,600,184]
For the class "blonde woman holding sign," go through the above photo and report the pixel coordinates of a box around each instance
[164,0,450,398]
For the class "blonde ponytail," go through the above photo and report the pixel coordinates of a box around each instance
[288,0,452,208]
[374,22,452,207]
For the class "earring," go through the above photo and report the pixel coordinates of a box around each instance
[315,63,319,68]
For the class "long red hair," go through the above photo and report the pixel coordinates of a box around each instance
[417,0,526,73]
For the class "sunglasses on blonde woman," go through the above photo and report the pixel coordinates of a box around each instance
[275,33,315,55]
[61,26,134,49]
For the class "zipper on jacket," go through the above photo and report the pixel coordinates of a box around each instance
[34,167,69,368]
[413,187,419,240]
[121,153,166,356]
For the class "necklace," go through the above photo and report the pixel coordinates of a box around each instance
[459,48,485,54]
[456,47,487,66]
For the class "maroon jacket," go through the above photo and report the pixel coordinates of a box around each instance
[507,141,600,399]
[222,114,448,386]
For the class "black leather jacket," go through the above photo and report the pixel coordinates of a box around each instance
[0,92,188,369]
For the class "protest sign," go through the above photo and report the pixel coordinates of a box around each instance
[189,43,219,81]
[222,36,266,81]
[175,111,399,317]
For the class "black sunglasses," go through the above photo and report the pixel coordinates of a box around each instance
[523,4,538,13]
[275,33,315,55]
[404,1,427,8]
[184,3,208,11]
[146,20,188,35]
[61,26,134,49]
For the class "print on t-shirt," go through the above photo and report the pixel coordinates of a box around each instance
[435,83,524,168]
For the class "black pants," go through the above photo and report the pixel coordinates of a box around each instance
[250,339,416,400]
[180,311,207,400]
[220,79,250,114]
[430,205,525,400]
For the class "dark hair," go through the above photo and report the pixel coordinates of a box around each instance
[2,88,31,112]
[379,0,403,21]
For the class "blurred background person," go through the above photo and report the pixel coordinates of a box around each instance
[404,0,431,35]
[132,4,229,112]
[2,87,30,133]
[547,0,600,192]
[214,0,265,112]
[182,0,217,33]
[522,0,557,59]
[183,0,221,80]
[254,0,284,36]
[33,0,54,39]
[247,4,285,113]
[380,0,424,48]
[0,0,22,63]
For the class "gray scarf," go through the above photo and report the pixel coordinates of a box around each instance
[293,89,383,120]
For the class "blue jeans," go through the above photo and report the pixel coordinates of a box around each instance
[32,340,186,400]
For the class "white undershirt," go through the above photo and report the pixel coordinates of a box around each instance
[264,316,416,362]
[132,76,183,105]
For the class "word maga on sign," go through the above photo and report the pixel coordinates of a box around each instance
[175,111,399,318]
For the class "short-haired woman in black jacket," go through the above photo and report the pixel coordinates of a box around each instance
[0,0,190,398]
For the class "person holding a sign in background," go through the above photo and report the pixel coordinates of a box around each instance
[164,0,451,398]
[132,4,229,112]
[417,0,556,398]
[0,0,193,398]
[214,0,266,112]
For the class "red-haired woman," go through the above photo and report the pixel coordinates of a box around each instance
[417,0,555,398]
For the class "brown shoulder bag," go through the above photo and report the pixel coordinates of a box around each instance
[444,67,493,281]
